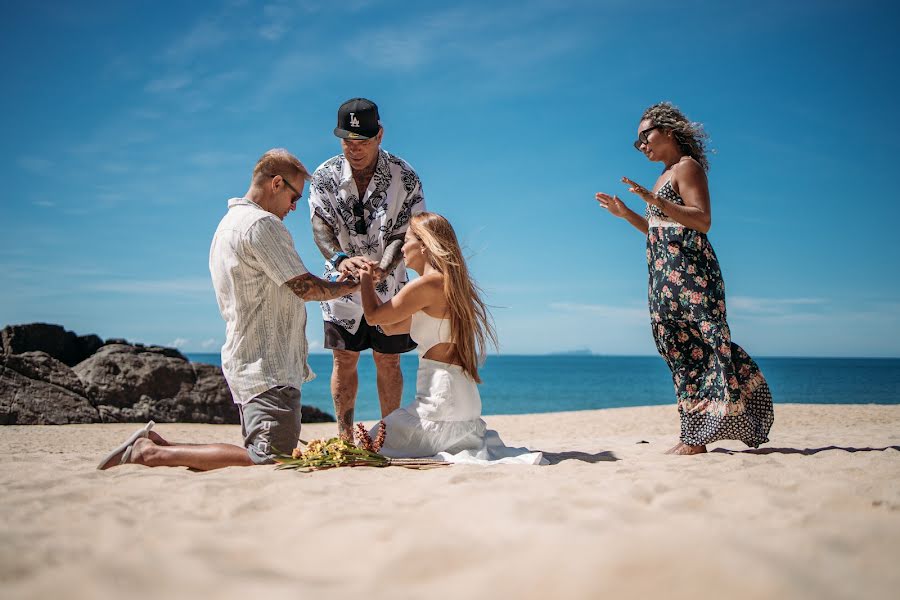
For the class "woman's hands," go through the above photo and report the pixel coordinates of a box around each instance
[337,256,387,283]
[621,177,659,207]
[594,177,652,234]
[594,192,629,217]
[358,262,376,287]
[596,177,657,216]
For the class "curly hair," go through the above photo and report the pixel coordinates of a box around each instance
[641,102,711,172]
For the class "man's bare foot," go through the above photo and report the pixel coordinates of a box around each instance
[148,430,170,446]
[126,437,156,465]
[97,422,157,470]
[666,442,707,455]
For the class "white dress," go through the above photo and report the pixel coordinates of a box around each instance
[376,312,546,465]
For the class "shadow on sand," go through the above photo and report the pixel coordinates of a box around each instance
[712,445,900,456]
[541,450,620,464]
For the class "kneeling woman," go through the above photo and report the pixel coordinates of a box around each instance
[358,212,544,465]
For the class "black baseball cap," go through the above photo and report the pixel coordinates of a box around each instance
[333,98,382,140]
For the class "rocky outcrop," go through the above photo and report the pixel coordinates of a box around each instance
[75,344,196,410]
[298,405,335,424]
[0,324,335,425]
[1,323,104,367]
[0,352,99,424]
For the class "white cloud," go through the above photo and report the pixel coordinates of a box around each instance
[259,6,290,43]
[169,337,190,348]
[728,296,826,316]
[18,157,53,172]
[347,37,428,69]
[200,338,218,350]
[163,21,228,62]
[145,75,192,93]
[90,277,212,296]
[259,23,287,41]
[552,297,834,326]
[189,151,249,168]
[32,200,56,208]
[131,107,164,120]
[99,163,133,174]
[549,302,648,321]
[343,3,587,74]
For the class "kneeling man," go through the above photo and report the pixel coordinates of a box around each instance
[98,149,357,471]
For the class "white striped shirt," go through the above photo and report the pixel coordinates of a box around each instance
[209,198,314,405]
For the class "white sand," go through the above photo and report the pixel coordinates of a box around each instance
[1,404,898,600]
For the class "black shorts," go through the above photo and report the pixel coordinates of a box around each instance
[324,316,417,354]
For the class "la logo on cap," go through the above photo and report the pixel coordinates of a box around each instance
[334,97,381,140]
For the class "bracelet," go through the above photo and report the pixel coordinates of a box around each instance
[328,252,349,269]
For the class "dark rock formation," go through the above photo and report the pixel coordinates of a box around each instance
[1,323,104,367]
[75,344,196,410]
[0,352,99,424]
[299,405,334,424]
[0,323,335,425]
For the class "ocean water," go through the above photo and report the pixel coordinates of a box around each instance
[185,353,900,421]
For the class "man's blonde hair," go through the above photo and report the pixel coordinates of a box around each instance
[251,148,311,186]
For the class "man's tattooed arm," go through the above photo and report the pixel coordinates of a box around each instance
[378,237,405,275]
[285,273,358,301]
[312,213,342,259]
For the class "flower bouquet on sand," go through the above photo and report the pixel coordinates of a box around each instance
[273,421,449,472]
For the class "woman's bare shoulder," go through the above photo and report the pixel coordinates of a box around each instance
[403,271,443,296]
[672,156,707,190]
[674,156,704,177]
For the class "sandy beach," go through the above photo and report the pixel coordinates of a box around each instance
[1,404,898,600]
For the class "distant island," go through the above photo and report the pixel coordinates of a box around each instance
[548,349,593,356]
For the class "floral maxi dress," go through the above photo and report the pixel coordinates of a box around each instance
[647,181,774,447]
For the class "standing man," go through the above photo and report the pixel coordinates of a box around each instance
[308,98,426,440]
[98,149,357,470]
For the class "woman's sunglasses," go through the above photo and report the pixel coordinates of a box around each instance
[633,125,659,151]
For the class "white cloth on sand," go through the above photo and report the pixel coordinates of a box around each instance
[376,354,546,465]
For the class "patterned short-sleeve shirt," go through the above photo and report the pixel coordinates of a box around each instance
[308,149,426,334]
[209,198,314,404]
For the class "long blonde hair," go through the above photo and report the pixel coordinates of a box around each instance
[409,212,497,383]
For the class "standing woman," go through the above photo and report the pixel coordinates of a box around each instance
[595,102,773,455]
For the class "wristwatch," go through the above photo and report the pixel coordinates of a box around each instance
[328,252,349,269]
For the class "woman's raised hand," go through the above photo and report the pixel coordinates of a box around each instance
[621,177,656,204]
[595,192,629,218]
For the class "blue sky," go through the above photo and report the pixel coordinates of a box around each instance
[2,0,898,357]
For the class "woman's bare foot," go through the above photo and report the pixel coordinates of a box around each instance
[666,442,707,455]
[665,442,684,454]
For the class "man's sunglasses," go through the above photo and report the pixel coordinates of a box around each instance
[633,125,659,151]
[269,174,302,204]
[352,202,366,235]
